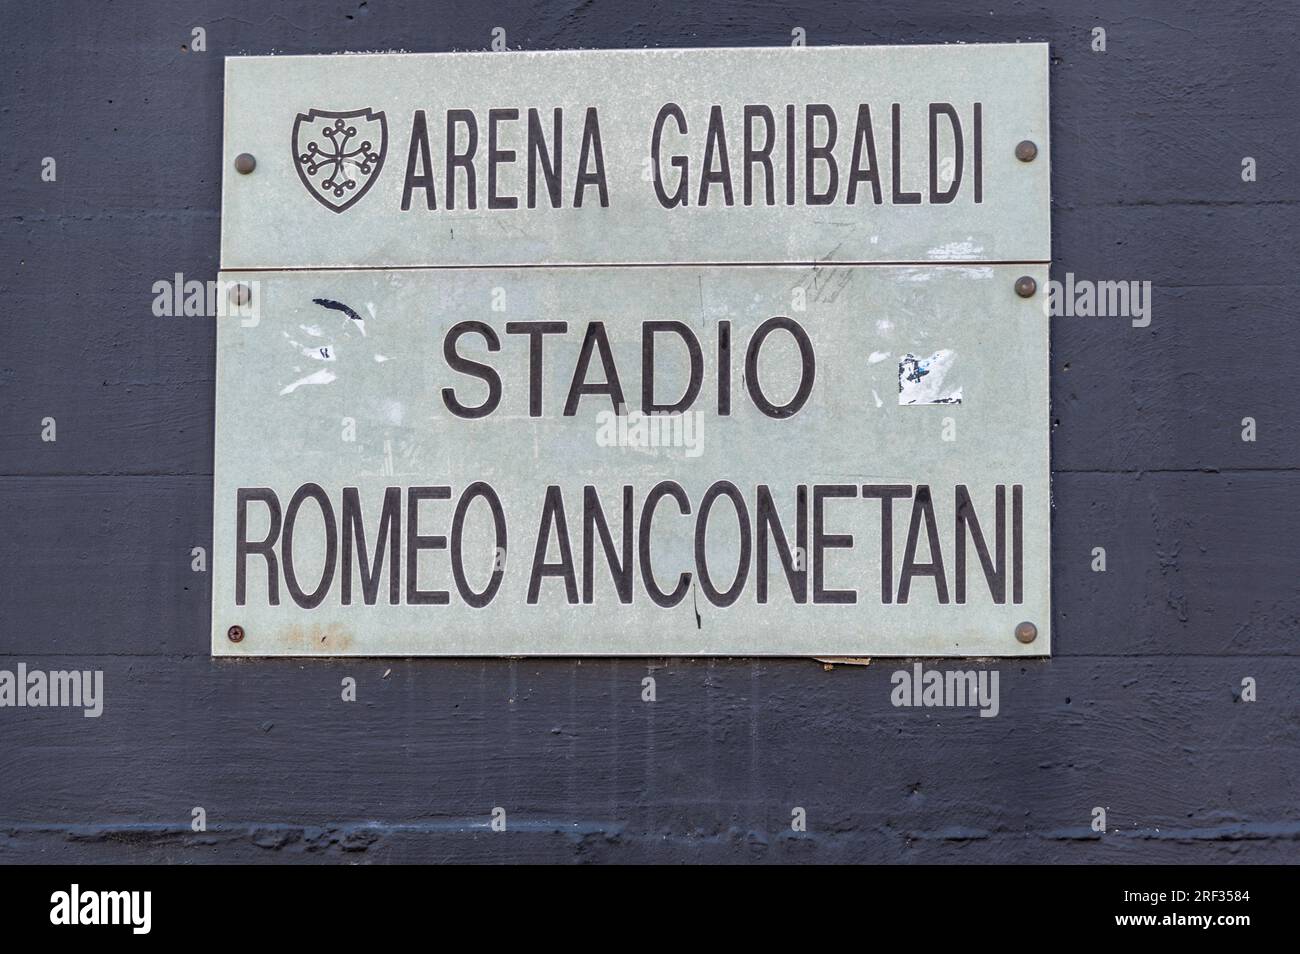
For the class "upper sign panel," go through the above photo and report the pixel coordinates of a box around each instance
[221,45,1050,268]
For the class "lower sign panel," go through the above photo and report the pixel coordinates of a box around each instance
[212,265,1049,656]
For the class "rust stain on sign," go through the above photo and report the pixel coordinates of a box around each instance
[267,622,356,655]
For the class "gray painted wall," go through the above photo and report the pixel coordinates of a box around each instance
[1,0,1296,862]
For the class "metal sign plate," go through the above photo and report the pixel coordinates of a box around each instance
[221,45,1049,268]
[211,264,1049,656]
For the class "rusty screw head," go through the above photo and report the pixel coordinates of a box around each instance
[1014,276,1038,298]
[234,153,257,174]
[229,283,252,307]
[227,625,245,643]
[1015,140,1039,162]
[1014,621,1038,644]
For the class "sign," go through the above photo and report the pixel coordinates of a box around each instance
[211,264,1049,656]
[221,45,1049,268]
[214,45,1051,656]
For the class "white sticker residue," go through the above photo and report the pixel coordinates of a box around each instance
[926,239,984,261]
[279,368,337,396]
[899,350,962,405]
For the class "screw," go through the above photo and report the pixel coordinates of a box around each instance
[1014,276,1037,298]
[1015,140,1038,162]
[229,283,251,307]
[227,625,244,643]
[1015,621,1038,644]
[234,153,257,174]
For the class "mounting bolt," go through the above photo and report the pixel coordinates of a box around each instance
[1014,276,1037,298]
[1014,621,1038,644]
[234,153,257,174]
[1015,140,1038,162]
[229,283,252,307]
[227,625,245,643]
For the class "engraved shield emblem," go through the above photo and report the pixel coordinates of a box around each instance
[291,107,387,213]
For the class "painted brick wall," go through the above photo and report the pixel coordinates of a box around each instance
[0,0,1296,862]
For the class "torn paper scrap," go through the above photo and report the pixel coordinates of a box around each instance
[899,350,962,405]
